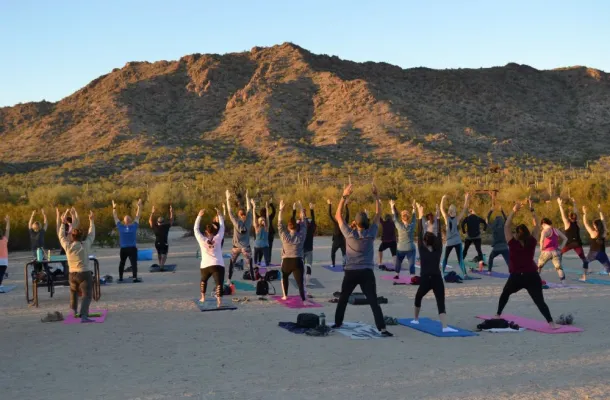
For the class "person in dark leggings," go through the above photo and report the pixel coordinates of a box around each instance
[378,213,397,268]
[410,203,457,332]
[258,201,276,264]
[558,198,589,280]
[226,190,254,283]
[293,203,316,286]
[113,199,142,283]
[440,194,470,278]
[494,199,558,329]
[332,183,393,337]
[461,208,487,265]
[277,200,312,305]
[486,207,509,273]
[327,199,349,268]
[0,215,10,290]
[149,205,173,270]
[194,208,225,307]
[582,205,610,277]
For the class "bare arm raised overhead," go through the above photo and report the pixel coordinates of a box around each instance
[557,198,570,230]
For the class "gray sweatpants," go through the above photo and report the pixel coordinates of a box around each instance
[69,271,93,318]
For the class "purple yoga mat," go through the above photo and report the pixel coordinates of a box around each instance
[477,314,583,334]
[380,275,412,284]
[471,270,510,278]
[63,309,108,325]
[271,296,323,309]
[322,265,344,272]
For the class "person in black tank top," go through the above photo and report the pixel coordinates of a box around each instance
[582,205,610,278]
[557,198,588,280]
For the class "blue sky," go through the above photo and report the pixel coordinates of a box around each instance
[1,0,608,107]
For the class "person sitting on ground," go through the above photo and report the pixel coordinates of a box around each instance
[28,209,48,274]
[113,199,142,283]
[252,200,270,267]
[494,199,558,329]
[277,200,312,305]
[226,190,255,283]
[389,199,417,279]
[57,208,96,323]
[149,205,174,270]
[332,183,393,337]
[537,217,568,283]
[440,194,470,278]
[194,208,225,307]
[327,199,349,268]
[461,207,488,265]
[0,215,10,289]
[485,206,509,273]
[558,198,589,281]
[410,202,457,332]
[582,205,610,276]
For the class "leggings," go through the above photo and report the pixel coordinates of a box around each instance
[0,265,7,286]
[331,240,346,266]
[119,247,138,279]
[229,247,254,281]
[561,243,589,269]
[268,235,275,263]
[200,266,225,297]
[69,271,92,317]
[395,250,416,274]
[414,274,446,314]
[254,247,270,265]
[281,258,306,301]
[497,272,553,322]
[586,250,610,272]
[463,238,484,261]
[488,249,510,271]
[442,243,466,275]
[334,269,386,331]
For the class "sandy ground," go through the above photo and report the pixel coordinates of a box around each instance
[1,232,610,400]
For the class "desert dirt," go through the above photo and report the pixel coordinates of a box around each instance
[1,233,609,400]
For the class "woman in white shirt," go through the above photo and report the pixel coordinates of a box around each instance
[194,208,225,307]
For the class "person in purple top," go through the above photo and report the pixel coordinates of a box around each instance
[113,199,142,283]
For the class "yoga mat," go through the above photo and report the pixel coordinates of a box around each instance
[63,309,108,324]
[545,282,580,289]
[380,275,412,284]
[397,318,478,337]
[270,295,323,309]
[0,285,17,293]
[278,322,308,334]
[476,315,584,334]
[378,264,395,271]
[334,322,384,340]
[322,264,344,272]
[462,275,481,281]
[471,270,510,278]
[577,278,610,285]
[257,266,281,276]
[193,299,237,312]
[290,277,325,289]
[232,280,255,292]
[149,264,177,273]
[116,278,143,284]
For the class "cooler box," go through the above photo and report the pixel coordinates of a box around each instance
[138,249,154,261]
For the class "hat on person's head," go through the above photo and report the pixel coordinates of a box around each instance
[355,212,369,228]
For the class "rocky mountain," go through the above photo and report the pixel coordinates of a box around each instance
[1,42,609,180]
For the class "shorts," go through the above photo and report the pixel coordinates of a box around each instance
[155,242,169,255]
[378,241,397,256]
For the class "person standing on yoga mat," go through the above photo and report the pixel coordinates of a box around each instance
[257,201,276,264]
[149,205,173,271]
[494,199,558,329]
[0,215,10,289]
[378,211,397,269]
[328,199,349,268]
[332,183,393,337]
[461,208,488,265]
[486,207,509,273]
[389,199,417,279]
[301,204,316,287]
[582,205,610,276]
[113,199,142,283]
[277,200,313,305]
[226,190,255,283]
[558,198,589,281]
[537,217,568,283]
[440,194,470,278]
[252,200,270,266]
[194,208,225,307]
[57,208,96,323]
[410,203,457,332]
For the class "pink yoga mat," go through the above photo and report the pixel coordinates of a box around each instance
[271,296,322,309]
[63,309,108,325]
[380,275,412,284]
[477,314,583,334]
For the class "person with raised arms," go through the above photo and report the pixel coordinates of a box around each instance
[57,208,96,323]
[327,199,349,268]
[332,183,393,337]
[194,208,225,307]
[149,205,174,271]
[494,199,558,329]
[252,200,270,267]
[410,202,457,332]
[378,210,398,269]
[440,193,470,278]
[113,199,142,283]
[461,207,488,266]
[537,217,568,283]
[485,207,509,273]
[557,198,589,281]
[0,215,10,290]
[582,205,610,276]
[277,200,312,305]
[389,199,417,279]
[226,190,254,283]
[28,209,48,274]
[256,200,276,265]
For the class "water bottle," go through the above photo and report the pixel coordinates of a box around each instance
[36,248,44,262]
[319,312,326,327]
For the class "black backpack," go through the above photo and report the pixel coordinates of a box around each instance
[256,279,276,296]
[264,270,279,281]
[297,313,320,328]
[223,284,232,296]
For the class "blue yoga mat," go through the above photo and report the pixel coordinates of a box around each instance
[0,285,17,293]
[149,264,177,272]
[397,317,478,337]
[577,278,610,285]
[322,265,344,272]
[193,299,237,312]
